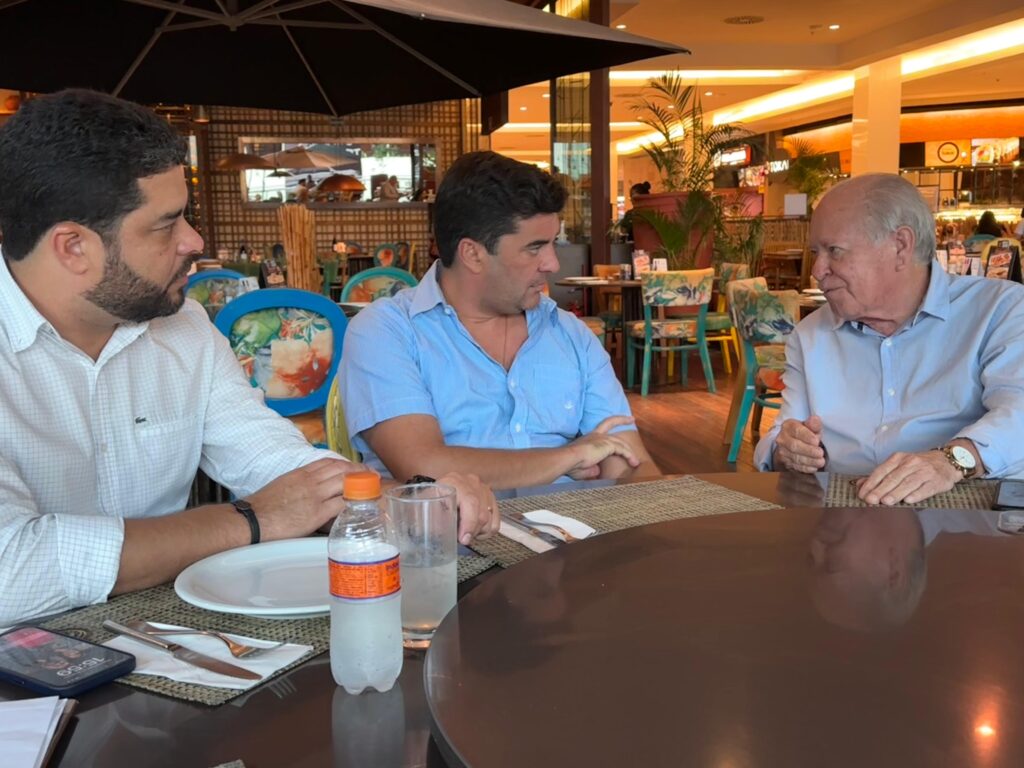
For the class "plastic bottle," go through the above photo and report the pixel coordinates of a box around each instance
[329,471,403,694]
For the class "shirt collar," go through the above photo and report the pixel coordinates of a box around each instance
[0,254,54,352]
[410,261,559,323]
[832,263,949,333]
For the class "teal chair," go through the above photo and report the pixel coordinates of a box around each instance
[340,266,417,303]
[626,268,716,396]
[725,277,800,462]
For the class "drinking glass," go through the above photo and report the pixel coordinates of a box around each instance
[618,263,632,281]
[385,483,458,648]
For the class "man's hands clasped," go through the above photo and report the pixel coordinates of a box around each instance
[566,416,640,480]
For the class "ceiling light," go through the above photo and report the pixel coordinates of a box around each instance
[519,106,527,111]
[710,75,855,125]
[704,91,713,96]
[828,24,840,30]
[724,15,764,25]
[902,18,1024,77]
[542,93,550,99]
[616,24,627,29]
[610,69,803,82]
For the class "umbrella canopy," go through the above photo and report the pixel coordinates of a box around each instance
[214,152,276,171]
[260,147,346,169]
[0,0,685,117]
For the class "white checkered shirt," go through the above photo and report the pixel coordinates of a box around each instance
[0,258,341,624]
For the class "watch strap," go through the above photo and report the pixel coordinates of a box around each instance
[940,446,972,479]
[231,499,261,545]
[405,474,436,485]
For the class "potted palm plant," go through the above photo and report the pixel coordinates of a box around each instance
[629,72,751,269]
[780,138,839,214]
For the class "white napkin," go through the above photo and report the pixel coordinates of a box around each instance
[523,510,597,541]
[105,623,313,690]
[0,695,69,768]
[498,520,555,553]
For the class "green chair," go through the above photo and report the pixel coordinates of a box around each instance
[326,374,360,462]
[725,277,800,462]
[626,268,716,396]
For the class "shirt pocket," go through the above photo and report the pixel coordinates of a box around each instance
[132,416,202,493]
[527,364,584,439]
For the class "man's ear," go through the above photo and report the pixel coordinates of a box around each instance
[49,223,103,276]
[454,237,487,275]
[892,225,916,271]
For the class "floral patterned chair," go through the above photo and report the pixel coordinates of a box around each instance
[626,268,716,396]
[725,277,800,462]
[373,241,413,271]
[214,288,348,419]
[185,269,245,320]
[702,261,750,375]
[340,266,417,303]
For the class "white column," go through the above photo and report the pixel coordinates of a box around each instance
[851,57,902,175]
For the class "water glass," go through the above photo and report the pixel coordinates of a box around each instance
[384,483,458,648]
[618,263,632,281]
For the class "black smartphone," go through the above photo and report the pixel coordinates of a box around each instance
[994,479,1024,511]
[0,626,135,697]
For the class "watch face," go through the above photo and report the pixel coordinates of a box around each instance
[951,445,976,468]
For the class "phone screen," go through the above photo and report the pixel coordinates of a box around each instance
[0,627,134,693]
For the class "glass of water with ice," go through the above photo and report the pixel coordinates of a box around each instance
[385,482,458,648]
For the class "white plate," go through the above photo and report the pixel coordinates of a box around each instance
[337,301,371,309]
[562,276,605,283]
[175,538,329,619]
[801,288,823,295]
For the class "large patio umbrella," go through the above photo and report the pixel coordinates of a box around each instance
[0,0,685,117]
[260,147,347,169]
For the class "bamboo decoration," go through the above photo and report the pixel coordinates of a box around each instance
[277,203,319,292]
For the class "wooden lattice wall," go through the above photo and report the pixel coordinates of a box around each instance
[203,99,480,276]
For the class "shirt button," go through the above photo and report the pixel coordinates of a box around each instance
[880,425,889,432]
[509,380,516,389]
[887,388,895,396]
[883,339,892,347]
[515,423,522,433]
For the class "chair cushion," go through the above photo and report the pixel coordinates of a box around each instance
[704,312,733,331]
[629,319,696,339]
[753,344,787,391]
[580,316,606,336]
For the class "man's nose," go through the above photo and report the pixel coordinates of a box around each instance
[539,245,560,273]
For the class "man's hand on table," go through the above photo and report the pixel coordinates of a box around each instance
[566,416,640,480]
[436,471,499,545]
[856,450,962,506]
[247,458,363,540]
[774,416,827,473]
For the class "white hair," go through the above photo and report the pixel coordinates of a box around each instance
[825,173,936,264]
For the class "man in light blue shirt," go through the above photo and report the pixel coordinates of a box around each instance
[756,173,1024,504]
[339,151,657,489]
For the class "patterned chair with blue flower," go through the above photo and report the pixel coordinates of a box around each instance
[626,268,716,396]
[725,277,800,462]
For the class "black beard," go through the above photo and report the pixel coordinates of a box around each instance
[83,240,194,323]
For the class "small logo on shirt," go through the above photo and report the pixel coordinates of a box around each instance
[134,416,147,424]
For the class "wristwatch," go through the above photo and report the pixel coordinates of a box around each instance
[941,444,977,479]
[231,499,261,545]
[405,475,436,485]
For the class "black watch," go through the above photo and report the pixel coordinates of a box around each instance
[405,474,436,484]
[231,499,261,545]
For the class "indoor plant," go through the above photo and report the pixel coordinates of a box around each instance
[629,72,751,269]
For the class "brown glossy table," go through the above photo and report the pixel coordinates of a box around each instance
[6,473,1020,766]
[425,489,1024,767]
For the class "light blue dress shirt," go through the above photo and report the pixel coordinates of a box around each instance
[339,263,634,478]
[755,265,1024,478]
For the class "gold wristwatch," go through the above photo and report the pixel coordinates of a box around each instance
[941,444,977,479]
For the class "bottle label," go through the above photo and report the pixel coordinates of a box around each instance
[329,555,400,600]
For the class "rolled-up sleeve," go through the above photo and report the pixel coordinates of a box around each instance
[0,456,123,624]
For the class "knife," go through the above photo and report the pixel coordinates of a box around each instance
[501,513,561,547]
[102,619,262,681]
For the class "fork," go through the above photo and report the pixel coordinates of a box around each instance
[126,620,287,659]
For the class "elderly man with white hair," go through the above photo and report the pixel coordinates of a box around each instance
[755,173,1024,504]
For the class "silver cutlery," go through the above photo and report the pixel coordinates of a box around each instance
[501,514,562,546]
[505,513,579,542]
[102,620,262,681]
[124,620,287,659]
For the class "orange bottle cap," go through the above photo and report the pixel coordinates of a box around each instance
[343,471,381,500]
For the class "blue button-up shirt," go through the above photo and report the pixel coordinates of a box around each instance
[339,263,634,478]
[755,265,1024,477]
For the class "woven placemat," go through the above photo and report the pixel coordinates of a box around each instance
[41,554,498,706]
[826,473,998,509]
[472,476,780,567]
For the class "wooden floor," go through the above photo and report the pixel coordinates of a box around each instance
[622,356,778,476]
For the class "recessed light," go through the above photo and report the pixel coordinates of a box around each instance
[519,106,527,111]
[704,91,713,96]
[542,93,550,99]
[616,24,627,29]
[828,23,840,30]
[724,15,765,25]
